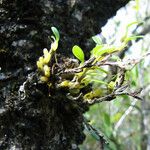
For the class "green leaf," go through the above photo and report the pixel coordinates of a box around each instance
[92,35,102,45]
[134,0,140,11]
[126,21,139,29]
[51,27,60,41]
[121,21,143,42]
[91,45,103,56]
[103,113,111,126]
[72,45,85,63]
[93,66,108,74]
[111,55,121,61]
[111,113,122,123]
[97,46,116,56]
[125,35,143,43]
[91,45,117,58]
[90,79,108,85]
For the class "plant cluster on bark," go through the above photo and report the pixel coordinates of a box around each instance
[1,0,141,150]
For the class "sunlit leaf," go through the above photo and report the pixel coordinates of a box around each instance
[134,0,140,11]
[91,45,103,56]
[98,46,116,56]
[126,21,140,29]
[72,45,85,63]
[92,35,102,45]
[125,35,143,43]
[121,21,143,42]
[111,113,122,123]
[92,44,118,58]
[51,27,60,41]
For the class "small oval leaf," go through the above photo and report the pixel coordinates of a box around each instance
[51,27,60,41]
[72,45,85,63]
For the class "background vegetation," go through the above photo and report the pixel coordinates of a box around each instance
[80,0,150,149]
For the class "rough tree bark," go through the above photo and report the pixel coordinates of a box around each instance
[0,0,130,149]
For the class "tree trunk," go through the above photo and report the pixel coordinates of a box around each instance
[0,0,129,149]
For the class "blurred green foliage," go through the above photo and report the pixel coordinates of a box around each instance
[80,0,150,149]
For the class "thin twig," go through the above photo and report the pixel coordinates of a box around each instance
[114,99,138,134]
[113,84,150,134]
[87,93,116,105]
[60,52,150,76]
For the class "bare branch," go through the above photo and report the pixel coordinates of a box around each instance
[86,93,116,105]
[60,52,150,78]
